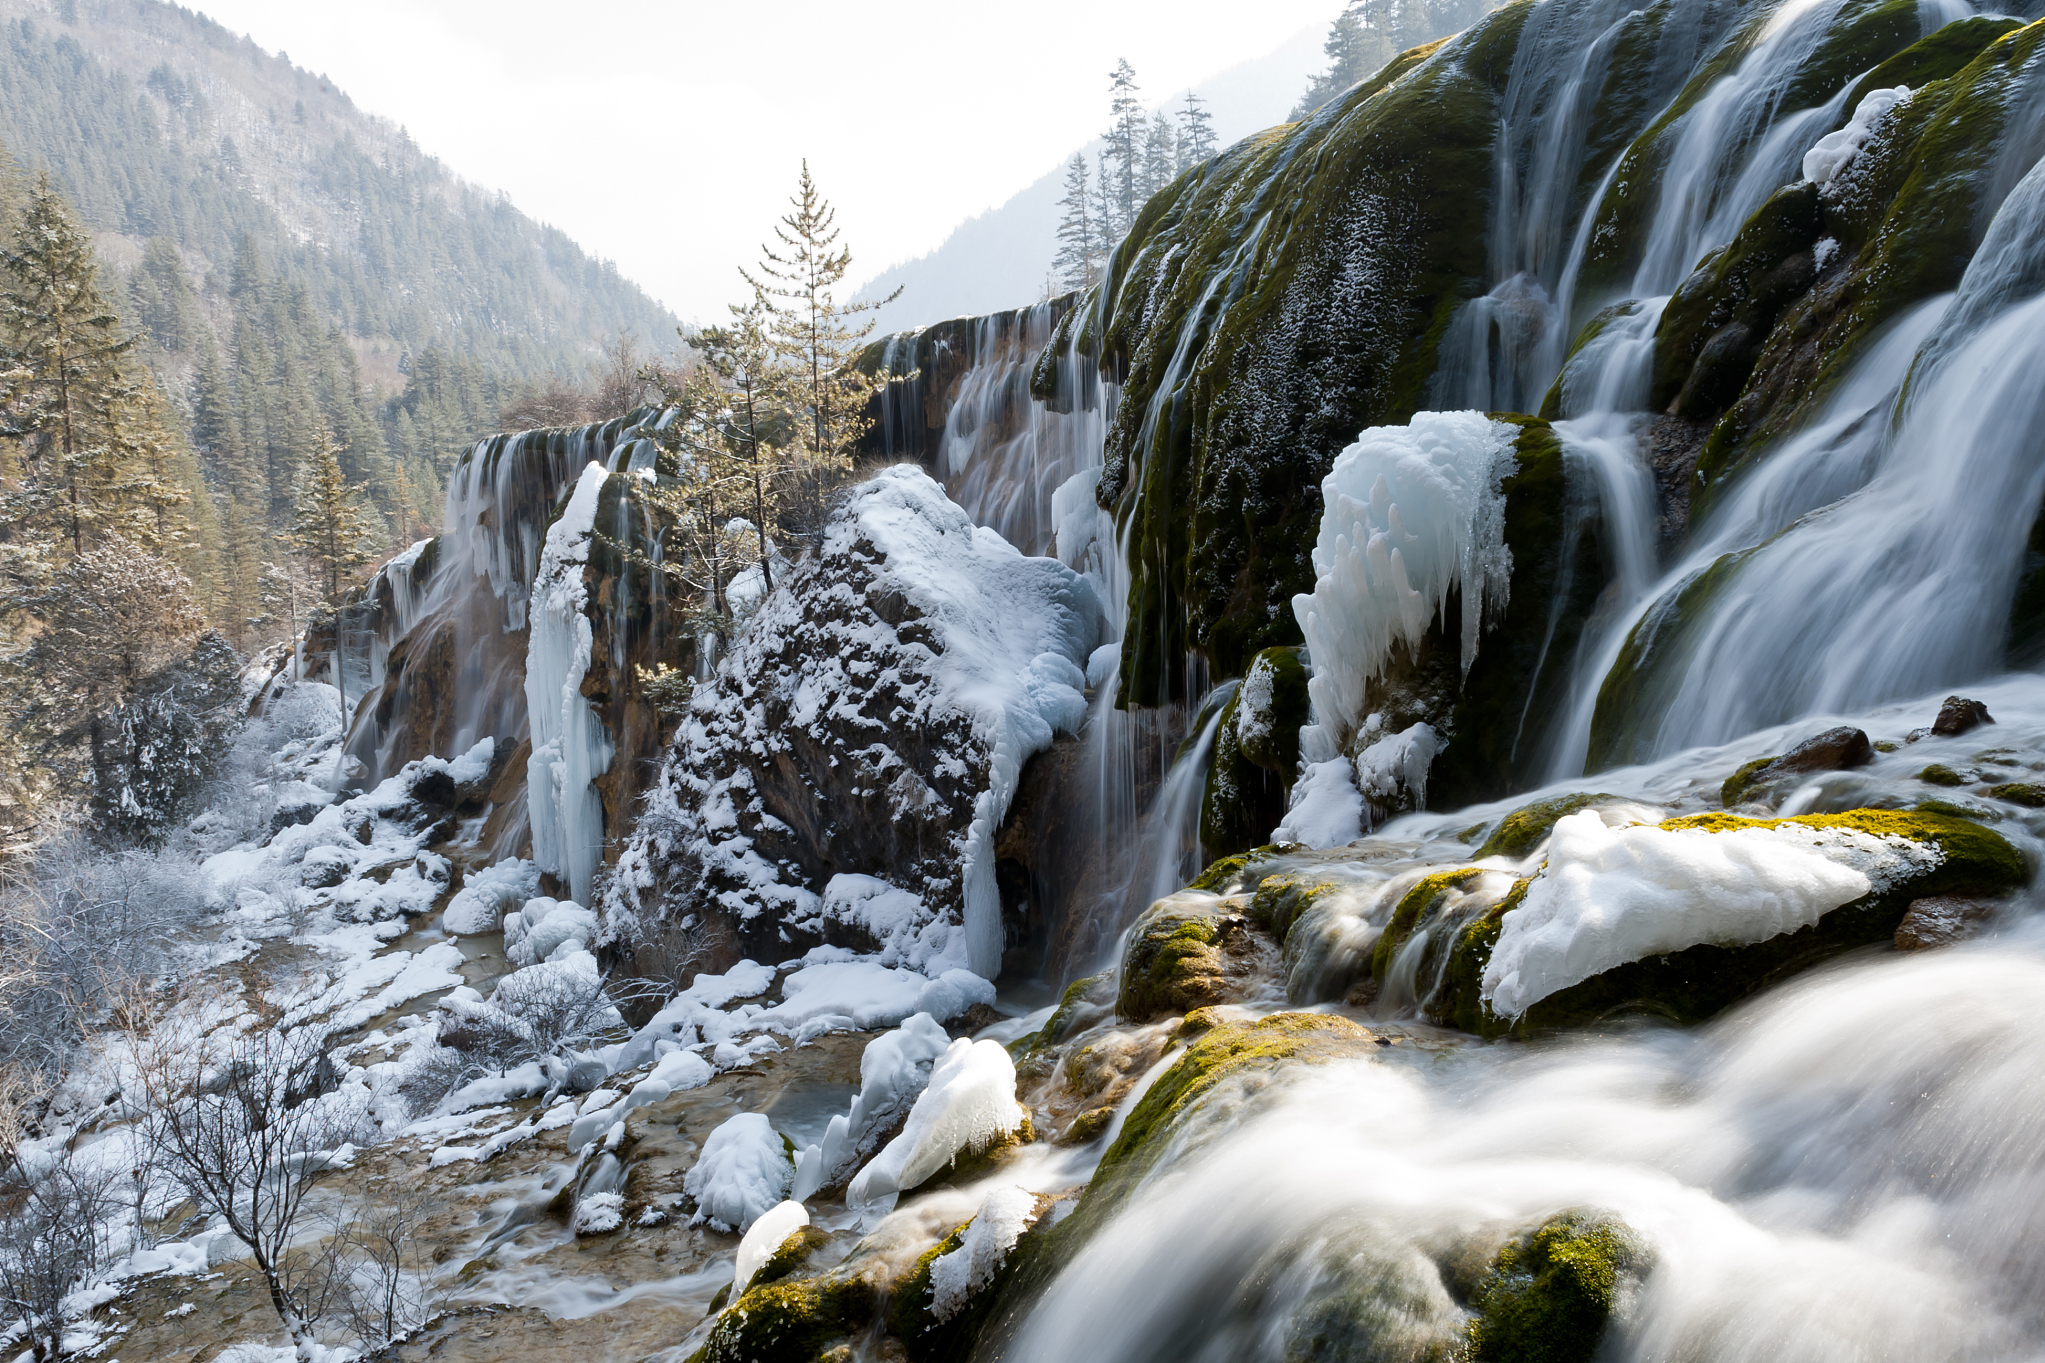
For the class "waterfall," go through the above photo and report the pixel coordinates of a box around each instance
[1570,151,2045,764]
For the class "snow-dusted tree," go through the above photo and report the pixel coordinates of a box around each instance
[290,425,375,603]
[1142,109,1179,201]
[744,162,896,544]
[88,630,243,846]
[0,1083,121,1363]
[1102,59,1145,237]
[1178,91,1217,170]
[130,1003,360,1363]
[1053,153,1101,291]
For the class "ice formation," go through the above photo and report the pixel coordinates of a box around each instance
[685,1111,794,1233]
[1291,412,1519,748]
[1482,811,1944,1017]
[792,1011,951,1199]
[503,896,598,966]
[524,461,615,907]
[732,1199,810,1295]
[1353,722,1442,810]
[1804,86,1910,186]
[846,1037,1026,1210]
[1273,759,1365,849]
[928,1184,1041,1322]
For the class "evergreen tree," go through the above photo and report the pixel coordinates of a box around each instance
[128,237,197,355]
[0,175,140,553]
[1053,154,1101,291]
[290,425,375,603]
[1178,92,1218,170]
[742,162,895,548]
[1103,59,1145,238]
[1292,3,1380,120]
[1142,110,1179,202]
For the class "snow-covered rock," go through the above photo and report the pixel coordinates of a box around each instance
[685,1111,795,1233]
[846,1037,1027,1211]
[733,1199,810,1294]
[602,465,1102,979]
[793,1011,952,1199]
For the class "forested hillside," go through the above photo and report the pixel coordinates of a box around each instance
[0,0,681,569]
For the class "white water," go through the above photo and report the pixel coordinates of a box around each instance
[999,920,2045,1362]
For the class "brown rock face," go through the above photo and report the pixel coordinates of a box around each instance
[1894,895,2000,951]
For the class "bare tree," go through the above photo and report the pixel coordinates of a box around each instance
[128,1000,360,1363]
[0,1072,121,1363]
[331,1182,438,1347]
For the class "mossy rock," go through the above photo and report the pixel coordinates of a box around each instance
[1436,809,2025,1038]
[1466,1211,1651,1363]
[746,1226,833,1294]
[1019,970,1115,1058]
[1986,782,2045,808]
[1918,764,1967,787]
[1201,687,1291,862]
[1473,793,1622,860]
[1116,897,1256,1023]
[1189,844,1292,894]
[887,1220,969,1362]
[1235,646,1311,773]
[1248,871,1345,944]
[689,1264,879,1363]
[1369,867,1490,989]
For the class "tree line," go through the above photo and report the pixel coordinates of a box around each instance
[1052,63,1218,293]
[1291,0,1504,120]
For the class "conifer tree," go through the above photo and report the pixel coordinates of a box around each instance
[1103,60,1145,238]
[742,162,896,546]
[290,424,375,603]
[1178,92,1217,170]
[1142,110,1179,201]
[1053,154,1101,291]
[0,175,140,553]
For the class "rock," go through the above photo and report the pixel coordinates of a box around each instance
[1894,895,2000,950]
[1465,1211,1651,1363]
[1985,782,2045,808]
[1116,896,1275,1023]
[1475,793,1623,859]
[1932,695,1993,737]
[1720,726,1874,806]
[1918,764,1967,787]
[1434,808,2024,1037]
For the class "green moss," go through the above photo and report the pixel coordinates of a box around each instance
[1369,868,1488,987]
[746,1226,832,1294]
[689,1268,874,1363]
[1919,764,1967,787]
[886,1222,967,1359]
[1189,844,1292,893]
[1117,901,1241,1023]
[1466,1212,1649,1363]
[1431,417,1615,807]
[1847,16,2024,108]
[1200,689,1289,861]
[1986,782,2045,808]
[1914,797,2003,822]
[1720,757,1780,807]
[1019,970,1114,1055]
[1249,872,1343,944]
[1661,809,2024,890]
[1235,647,1311,773]
[1474,793,1622,860]
[1098,12,1522,704]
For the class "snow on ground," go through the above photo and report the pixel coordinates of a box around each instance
[1481,810,1945,1017]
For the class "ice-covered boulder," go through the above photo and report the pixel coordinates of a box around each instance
[685,1111,795,1233]
[602,466,1102,980]
[845,1037,1029,1211]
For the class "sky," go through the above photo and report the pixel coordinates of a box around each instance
[189,1,1338,326]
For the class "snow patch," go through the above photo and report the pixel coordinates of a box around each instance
[929,1184,1040,1322]
[1274,759,1365,849]
[685,1111,794,1233]
[1805,86,1910,186]
[733,1199,810,1293]
[1482,811,1944,1018]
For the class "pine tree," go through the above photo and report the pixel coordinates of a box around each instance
[1053,154,1100,291]
[0,175,140,554]
[1178,92,1218,170]
[1103,60,1145,238]
[1292,3,1381,120]
[1142,111,1179,202]
[742,162,896,550]
[290,424,375,603]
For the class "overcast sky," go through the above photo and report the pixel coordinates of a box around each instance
[189,1,1337,326]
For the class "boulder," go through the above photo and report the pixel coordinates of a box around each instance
[1894,895,2000,951]
[1720,726,1874,806]
[1116,896,1276,1023]
[1931,695,1994,738]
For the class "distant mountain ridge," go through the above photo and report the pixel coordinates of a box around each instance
[0,0,679,408]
